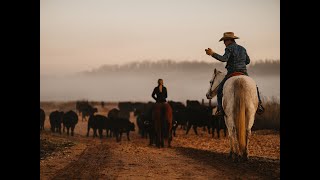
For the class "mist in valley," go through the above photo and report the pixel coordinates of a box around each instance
[40,60,280,103]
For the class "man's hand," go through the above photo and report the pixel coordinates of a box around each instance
[205,48,214,56]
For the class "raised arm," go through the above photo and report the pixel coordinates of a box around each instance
[212,47,232,62]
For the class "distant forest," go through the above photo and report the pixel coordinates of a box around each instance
[81,59,280,76]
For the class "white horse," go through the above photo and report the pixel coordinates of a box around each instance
[206,68,259,161]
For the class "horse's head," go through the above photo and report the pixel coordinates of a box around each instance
[206,68,225,99]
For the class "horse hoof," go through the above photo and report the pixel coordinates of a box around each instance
[242,154,249,161]
[231,154,238,162]
[242,156,248,162]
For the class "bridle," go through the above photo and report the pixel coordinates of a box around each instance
[209,73,222,95]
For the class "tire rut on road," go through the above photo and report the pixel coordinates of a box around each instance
[51,141,111,180]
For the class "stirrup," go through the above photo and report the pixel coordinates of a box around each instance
[256,104,265,115]
[215,109,225,116]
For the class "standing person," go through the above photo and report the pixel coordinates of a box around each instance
[205,32,264,116]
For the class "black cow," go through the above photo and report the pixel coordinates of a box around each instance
[87,114,109,138]
[133,102,146,114]
[81,104,96,122]
[211,115,227,138]
[76,101,95,121]
[143,118,156,145]
[62,110,78,136]
[108,108,120,120]
[76,100,89,115]
[40,108,45,131]
[105,108,120,137]
[49,110,64,134]
[118,102,134,112]
[112,117,135,142]
[185,101,213,135]
[134,102,155,141]
[86,108,100,137]
[168,101,188,136]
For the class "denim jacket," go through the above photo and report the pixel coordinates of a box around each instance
[212,42,250,73]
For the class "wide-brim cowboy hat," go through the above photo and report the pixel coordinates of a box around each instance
[219,32,239,42]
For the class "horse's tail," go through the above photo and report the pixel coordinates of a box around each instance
[234,78,246,155]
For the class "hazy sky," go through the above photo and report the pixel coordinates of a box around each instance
[41,0,280,75]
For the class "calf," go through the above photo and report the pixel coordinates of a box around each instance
[171,119,178,137]
[211,115,227,138]
[112,118,135,142]
[144,117,156,146]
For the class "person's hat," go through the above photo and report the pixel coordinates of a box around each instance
[219,32,239,42]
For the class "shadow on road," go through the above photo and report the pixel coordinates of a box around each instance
[174,146,280,179]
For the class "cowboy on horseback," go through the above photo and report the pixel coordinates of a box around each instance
[205,32,264,116]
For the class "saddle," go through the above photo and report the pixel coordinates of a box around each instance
[226,71,246,79]
[215,71,247,116]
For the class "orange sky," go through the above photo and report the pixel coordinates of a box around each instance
[41,0,280,75]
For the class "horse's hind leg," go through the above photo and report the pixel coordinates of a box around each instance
[155,134,160,148]
[227,128,236,160]
[242,130,251,161]
[168,130,172,148]
[160,131,165,148]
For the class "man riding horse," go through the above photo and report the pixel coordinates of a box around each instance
[205,32,264,116]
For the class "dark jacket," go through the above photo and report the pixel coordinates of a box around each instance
[212,42,250,73]
[152,86,167,103]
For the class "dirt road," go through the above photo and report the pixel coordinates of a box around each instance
[40,103,280,179]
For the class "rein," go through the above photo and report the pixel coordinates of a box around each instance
[209,74,221,95]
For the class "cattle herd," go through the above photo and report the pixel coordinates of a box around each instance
[40,100,227,144]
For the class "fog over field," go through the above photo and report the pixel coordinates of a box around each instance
[40,60,279,103]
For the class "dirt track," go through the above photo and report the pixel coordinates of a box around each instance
[40,103,280,179]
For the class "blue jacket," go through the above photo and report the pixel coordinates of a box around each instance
[212,42,250,73]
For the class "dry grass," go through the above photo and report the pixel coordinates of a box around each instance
[40,98,280,131]
[252,96,280,131]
